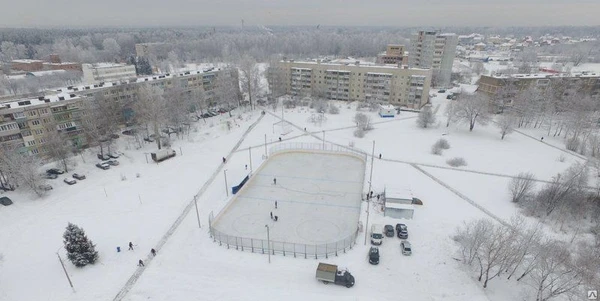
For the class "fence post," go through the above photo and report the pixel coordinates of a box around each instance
[262,239,264,254]
[283,242,285,256]
[251,238,254,253]
[305,244,307,259]
[227,235,230,249]
[241,238,244,251]
[325,243,328,259]
[235,237,239,250]
[315,244,317,259]
[294,243,296,258]
[335,242,338,256]
[218,232,222,246]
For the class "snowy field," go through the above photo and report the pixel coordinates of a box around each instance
[0,91,588,301]
[212,150,365,245]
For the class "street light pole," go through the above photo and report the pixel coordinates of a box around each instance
[224,169,229,197]
[322,131,325,150]
[264,134,268,158]
[249,146,253,173]
[265,224,271,263]
[364,140,375,245]
[193,196,201,228]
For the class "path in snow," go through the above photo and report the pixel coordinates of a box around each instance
[112,113,265,301]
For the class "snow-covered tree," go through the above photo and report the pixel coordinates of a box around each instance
[134,84,168,149]
[496,113,517,139]
[452,93,491,131]
[63,223,99,267]
[237,54,261,110]
[416,105,436,128]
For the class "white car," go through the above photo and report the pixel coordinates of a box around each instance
[63,178,77,185]
[401,241,412,256]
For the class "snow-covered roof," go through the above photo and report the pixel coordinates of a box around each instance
[385,188,413,201]
[84,63,131,69]
[11,59,43,64]
[0,93,82,110]
[379,104,395,110]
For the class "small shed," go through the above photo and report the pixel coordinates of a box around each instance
[378,105,396,118]
[383,188,415,219]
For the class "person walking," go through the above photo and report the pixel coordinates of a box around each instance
[270,212,273,220]
[379,153,382,159]
[273,178,277,185]
[245,164,248,170]
[275,201,278,209]
[278,137,282,142]
[129,242,134,251]
[222,157,227,163]
[138,259,144,267]
[274,216,278,222]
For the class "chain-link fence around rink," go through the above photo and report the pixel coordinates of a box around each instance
[207,143,365,259]
[268,142,367,162]
[209,212,359,259]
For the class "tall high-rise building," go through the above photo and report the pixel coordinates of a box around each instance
[409,30,458,87]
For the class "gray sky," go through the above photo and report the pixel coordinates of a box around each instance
[0,0,599,28]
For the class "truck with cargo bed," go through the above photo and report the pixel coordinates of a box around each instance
[315,263,355,288]
[151,149,176,162]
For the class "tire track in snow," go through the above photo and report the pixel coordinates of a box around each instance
[112,113,265,301]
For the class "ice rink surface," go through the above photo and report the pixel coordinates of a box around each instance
[212,151,365,244]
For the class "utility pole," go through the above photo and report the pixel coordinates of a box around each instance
[56,249,74,290]
[364,140,375,245]
[264,134,268,158]
[265,224,271,263]
[224,169,229,197]
[322,131,325,150]
[193,196,201,228]
[249,146,253,173]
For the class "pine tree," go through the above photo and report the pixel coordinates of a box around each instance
[63,223,99,267]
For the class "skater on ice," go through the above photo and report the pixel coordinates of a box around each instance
[275,201,278,209]
[151,248,157,256]
[270,212,273,219]
[129,242,134,251]
[138,259,144,267]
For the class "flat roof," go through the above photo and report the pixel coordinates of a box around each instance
[385,203,415,210]
[11,59,43,63]
[0,93,82,110]
[385,188,413,200]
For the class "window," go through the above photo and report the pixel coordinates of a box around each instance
[32,120,41,126]
[27,140,36,146]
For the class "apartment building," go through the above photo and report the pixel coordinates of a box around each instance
[82,63,137,84]
[271,59,431,109]
[376,45,408,65]
[409,31,458,87]
[0,67,236,157]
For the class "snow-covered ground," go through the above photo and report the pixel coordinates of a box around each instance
[0,92,586,301]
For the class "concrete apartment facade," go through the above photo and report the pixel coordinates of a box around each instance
[0,67,236,157]
[82,63,137,84]
[376,45,408,65]
[271,59,431,109]
[409,31,458,88]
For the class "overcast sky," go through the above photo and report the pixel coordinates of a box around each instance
[0,0,599,28]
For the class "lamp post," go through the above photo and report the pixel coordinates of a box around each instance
[322,131,325,150]
[193,196,201,228]
[265,224,271,263]
[364,140,375,245]
[224,169,229,197]
[56,246,74,290]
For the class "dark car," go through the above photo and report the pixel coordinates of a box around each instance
[97,153,111,160]
[72,173,86,180]
[384,225,395,237]
[446,94,453,99]
[369,247,380,265]
[438,89,446,93]
[38,184,53,191]
[63,178,77,185]
[143,136,155,142]
[44,173,59,180]
[96,162,110,170]
[108,153,120,159]
[0,196,13,206]
[46,168,65,175]
[105,159,119,166]
[396,223,408,239]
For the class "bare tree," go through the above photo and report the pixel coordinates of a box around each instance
[529,242,584,301]
[416,105,436,128]
[43,128,72,172]
[509,172,536,203]
[453,219,495,265]
[354,112,373,131]
[237,54,261,110]
[15,154,47,197]
[444,100,456,127]
[134,84,168,149]
[80,93,121,156]
[452,93,491,131]
[496,113,517,139]
[214,69,241,116]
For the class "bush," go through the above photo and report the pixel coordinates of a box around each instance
[328,104,340,114]
[447,157,467,167]
[431,144,443,155]
[434,138,450,150]
[566,137,580,151]
[353,128,365,138]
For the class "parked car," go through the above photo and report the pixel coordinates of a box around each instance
[384,225,395,237]
[46,168,64,175]
[143,136,155,142]
[105,159,119,166]
[122,129,136,136]
[95,162,110,170]
[97,153,110,160]
[396,223,408,239]
[401,241,412,256]
[201,112,211,118]
[44,173,58,180]
[368,247,380,265]
[0,196,13,206]
[370,224,383,245]
[72,173,86,180]
[63,178,77,185]
[108,153,120,159]
[38,184,53,191]
[207,111,218,116]
[438,89,446,93]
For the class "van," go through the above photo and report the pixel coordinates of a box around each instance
[371,224,383,245]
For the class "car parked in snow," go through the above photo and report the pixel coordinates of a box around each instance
[97,153,111,160]
[104,160,119,166]
[63,178,77,185]
[108,152,120,159]
[72,173,86,180]
[0,196,13,206]
[401,241,412,256]
[95,162,110,170]
[44,173,59,180]
[368,247,380,265]
[396,223,408,239]
[384,225,394,237]
[46,168,64,175]
[38,184,53,191]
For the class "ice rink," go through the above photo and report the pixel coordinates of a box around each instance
[211,150,366,245]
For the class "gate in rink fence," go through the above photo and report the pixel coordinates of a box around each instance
[208,214,359,259]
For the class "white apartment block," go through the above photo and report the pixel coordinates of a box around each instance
[82,63,137,84]
[271,59,431,109]
[409,30,458,87]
